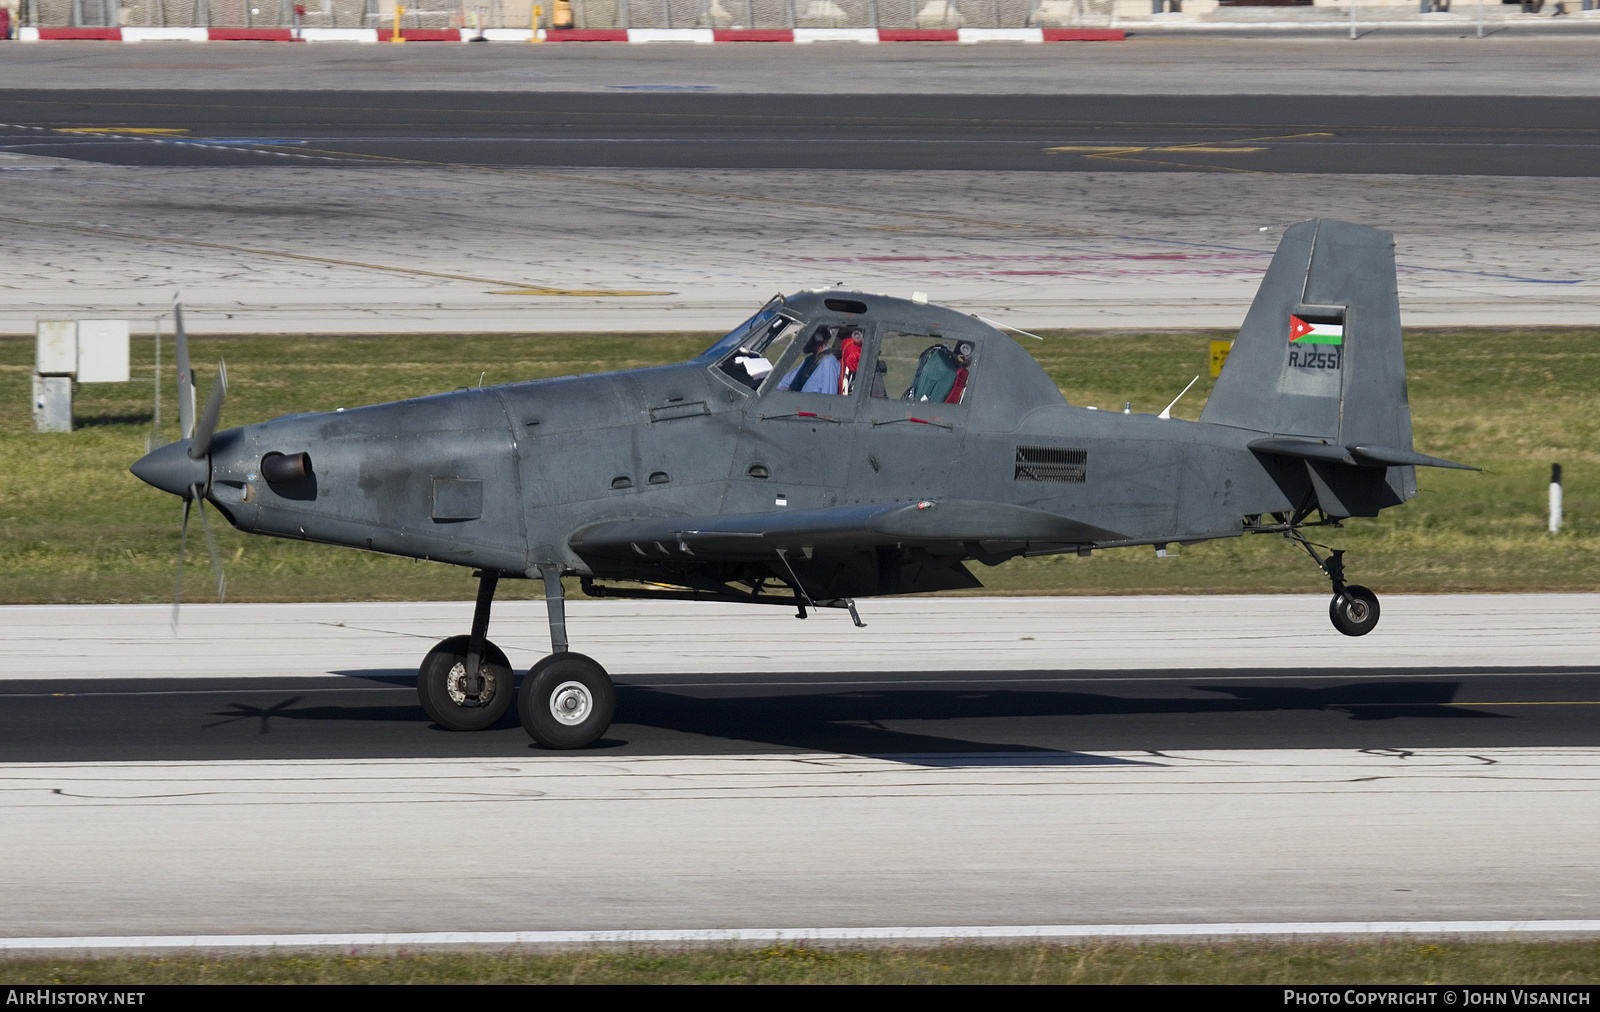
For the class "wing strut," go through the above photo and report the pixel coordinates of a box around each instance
[774,549,813,620]
[775,549,865,627]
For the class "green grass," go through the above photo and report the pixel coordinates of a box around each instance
[0,328,1593,604]
[4,940,1599,984]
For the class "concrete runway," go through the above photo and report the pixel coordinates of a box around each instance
[5,747,1599,936]
[5,595,1600,760]
[2,39,1598,333]
[2,597,1598,935]
[1,162,1593,333]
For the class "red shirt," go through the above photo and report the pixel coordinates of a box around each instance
[840,336,863,393]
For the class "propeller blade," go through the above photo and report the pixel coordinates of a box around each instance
[173,496,191,631]
[195,497,226,604]
[173,292,195,441]
[189,361,227,461]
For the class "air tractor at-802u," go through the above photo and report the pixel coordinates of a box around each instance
[130,219,1475,750]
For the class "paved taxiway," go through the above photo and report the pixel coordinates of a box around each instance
[6,91,1597,176]
[2,597,1597,935]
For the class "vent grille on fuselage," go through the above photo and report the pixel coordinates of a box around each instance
[1015,446,1087,483]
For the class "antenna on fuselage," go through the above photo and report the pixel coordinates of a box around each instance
[973,315,1045,342]
[1158,376,1201,420]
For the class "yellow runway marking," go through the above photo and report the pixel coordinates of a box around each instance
[1046,145,1269,154]
[54,127,191,135]
[1045,132,1334,173]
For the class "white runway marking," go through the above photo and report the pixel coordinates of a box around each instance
[7,921,1600,954]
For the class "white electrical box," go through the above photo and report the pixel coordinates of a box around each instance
[76,320,131,383]
[36,321,77,375]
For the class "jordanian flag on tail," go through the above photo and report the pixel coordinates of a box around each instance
[1290,315,1343,345]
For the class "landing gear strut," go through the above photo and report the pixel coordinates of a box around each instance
[518,568,615,750]
[1287,533,1381,637]
[417,567,616,747]
[417,572,516,730]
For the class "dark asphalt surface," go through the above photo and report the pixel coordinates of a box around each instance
[5,666,1598,762]
[2,91,1595,175]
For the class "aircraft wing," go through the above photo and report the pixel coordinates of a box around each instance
[568,500,1127,561]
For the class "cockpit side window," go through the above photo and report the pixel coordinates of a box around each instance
[773,324,842,395]
[715,314,799,391]
[872,332,976,405]
[766,322,870,397]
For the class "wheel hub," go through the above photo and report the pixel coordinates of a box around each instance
[549,680,593,726]
[445,661,497,707]
[1344,599,1370,623]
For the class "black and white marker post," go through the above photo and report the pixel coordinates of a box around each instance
[1550,463,1563,535]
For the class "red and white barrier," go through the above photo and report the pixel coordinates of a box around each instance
[16,26,1123,43]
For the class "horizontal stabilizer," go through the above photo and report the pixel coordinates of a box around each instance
[1250,438,1477,471]
[570,500,1126,560]
[1350,444,1478,471]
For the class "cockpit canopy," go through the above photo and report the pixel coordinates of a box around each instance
[698,295,978,406]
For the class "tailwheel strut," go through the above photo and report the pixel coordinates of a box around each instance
[1285,530,1381,638]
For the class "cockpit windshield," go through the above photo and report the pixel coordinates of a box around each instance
[711,312,800,391]
[696,296,788,363]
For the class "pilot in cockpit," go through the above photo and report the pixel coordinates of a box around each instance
[778,326,842,395]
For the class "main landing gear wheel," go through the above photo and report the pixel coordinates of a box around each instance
[417,635,516,731]
[519,652,616,750]
[1329,585,1381,637]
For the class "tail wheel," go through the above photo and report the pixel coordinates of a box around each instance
[418,635,516,731]
[519,652,616,750]
[1329,585,1381,637]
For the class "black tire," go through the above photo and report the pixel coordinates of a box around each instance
[519,652,616,750]
[417,635,516,731]
[1329,585,1381,637]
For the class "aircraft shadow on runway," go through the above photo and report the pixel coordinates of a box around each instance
[609,678,1498,758]
[184,667,1513,761]
[11,667,1572,764]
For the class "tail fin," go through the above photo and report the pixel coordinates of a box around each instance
[1199,219,1411,452]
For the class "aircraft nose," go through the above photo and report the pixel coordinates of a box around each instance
[130,439,209,497]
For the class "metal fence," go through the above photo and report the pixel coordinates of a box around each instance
[20,0,1115,27]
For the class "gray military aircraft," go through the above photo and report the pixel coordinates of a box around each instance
[131,218,1473,749]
